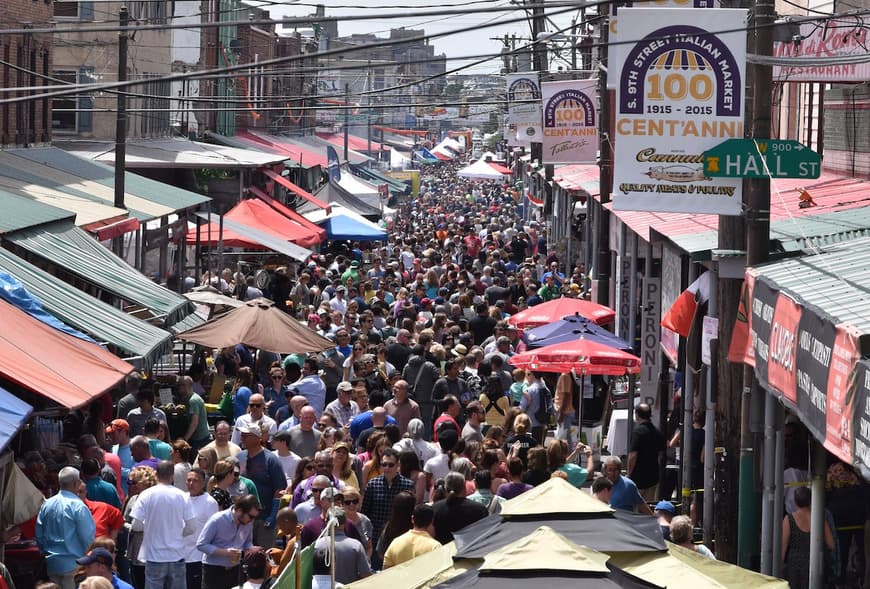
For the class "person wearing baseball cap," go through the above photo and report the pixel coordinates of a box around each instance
[77,547,134,589]
[106,420,134,497]
[654,500,676,540]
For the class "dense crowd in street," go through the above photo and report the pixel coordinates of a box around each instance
[17,158,854,589]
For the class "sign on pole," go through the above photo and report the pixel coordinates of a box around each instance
[506,73,543,145]
[703,139,821,179]
[540,79,598,164]
[612,8,748,215]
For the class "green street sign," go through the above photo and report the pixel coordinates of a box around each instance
[703,139,821,179]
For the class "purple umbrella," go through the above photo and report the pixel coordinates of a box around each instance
[523,313,633,352]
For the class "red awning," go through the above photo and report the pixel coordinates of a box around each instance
[82,215,142,241]
[0,298,133,409]
[225,199,322,248]
[316,132,391,153]
[247,186,327,243]
[262,169,329,211]
[553,164,600,196]
[185,222,266,249]
[239,131,328,168]
[486,162,512,175]
[433,151,452,161]
[603,171,870,242]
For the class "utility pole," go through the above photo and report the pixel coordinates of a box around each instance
[112,5,129,258]
[529,0,555,267]
[595,19,611,307]
[343,83,350,161]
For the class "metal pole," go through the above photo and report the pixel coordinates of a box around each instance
[626,374,635,461]
[682,263,697,514]
[344,83,350,161]
[616,223,627,337]
[628,233,638,352]
[112,6,129,257]
[772,406,785,578]
[760,390,776,574]
[703,272,718,546]
[808,442,826,589]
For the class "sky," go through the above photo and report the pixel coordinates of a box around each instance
[262,0,585,75]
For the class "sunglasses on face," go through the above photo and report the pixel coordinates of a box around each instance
[271,376,283,380]
[344,498,360,505]
[380,462,396,468]
[249,403,263,408]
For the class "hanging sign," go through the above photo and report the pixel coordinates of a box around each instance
[540,79,598,164]
[612,8,748,215]
[506,73,543,144]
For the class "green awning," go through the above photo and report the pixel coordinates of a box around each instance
[0,190,75,234]
[0,246,172,368]
[349,164,410,195]
[169,311,207,335]
[5,221,193,326]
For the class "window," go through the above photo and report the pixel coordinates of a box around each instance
[139,73,170,136]
[51,68,93,133]
[53,1,94,20]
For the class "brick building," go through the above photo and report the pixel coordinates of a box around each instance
[1,0,53,146]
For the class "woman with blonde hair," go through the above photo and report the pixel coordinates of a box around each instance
[503,413,539,468]
[196,447,219,478]
[79,577,113,589]
[547,439,594,489]
[124,466,157,589]
[331,442,360,490]
[502,407,523,438]
[361,433,390,486]
[341,486,374,558]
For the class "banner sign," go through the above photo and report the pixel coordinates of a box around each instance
[506,73,543,143]
[613,8,747,215]
[640,277,661,402]
[744,274,859,464]
[608,0,720,90]
[541,79,598,164]
[773,22,870,83]
[852,361,870,480]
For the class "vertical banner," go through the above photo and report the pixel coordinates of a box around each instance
[824,325,859,463]
[506,73,542,144]
[794,310,836,441]
[613,8,747,215]
[852,361,870,480]
[640,277,661,404]
[540,79,598,164]
[618,257,631,342]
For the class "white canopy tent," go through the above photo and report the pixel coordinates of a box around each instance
[457,158,508,180]
[390,148,412,170]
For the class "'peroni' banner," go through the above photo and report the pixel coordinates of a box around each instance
[612,8,747,215]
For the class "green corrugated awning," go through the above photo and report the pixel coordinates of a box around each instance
[0,246,172,368]
[0,190,75,234]
[5,221,193,326]
[349,164,410,195]
[7,147,209,219]
[169,311,207,335]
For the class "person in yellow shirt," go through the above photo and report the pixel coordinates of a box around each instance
[382,503,442,568]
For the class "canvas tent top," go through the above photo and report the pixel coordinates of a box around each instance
[457,158,508,180]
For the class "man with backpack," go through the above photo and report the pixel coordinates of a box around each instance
[521,371,552,444]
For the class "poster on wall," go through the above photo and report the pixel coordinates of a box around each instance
[506,73,542,144]
[540,79,598,164]
[852,361,870,480]
[612,8,747,215]
[824,325,859,463]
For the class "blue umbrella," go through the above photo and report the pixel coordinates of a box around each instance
[523,313,633,352]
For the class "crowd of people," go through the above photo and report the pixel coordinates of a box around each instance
[18,159,716,589]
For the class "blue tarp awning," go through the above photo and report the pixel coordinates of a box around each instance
[0,386,33,452]
[0,271,96,343]
[323,213,387,242]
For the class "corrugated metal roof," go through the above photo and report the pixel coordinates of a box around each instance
[753,236,870,333]
[8,147,208,217]
[553,164,600,196]
[0,190,75,234]
[56,138,286,168]
[0,245,172,367]
[606,172,870,254]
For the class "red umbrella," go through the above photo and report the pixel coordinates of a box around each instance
[508,298,616,329]
[509,338,641,375]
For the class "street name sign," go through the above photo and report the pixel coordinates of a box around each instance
[703,139,821,179]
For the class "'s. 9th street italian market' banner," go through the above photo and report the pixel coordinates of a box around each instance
[541,79,598,165]
[613,8,747,215]
[506,73,542,145]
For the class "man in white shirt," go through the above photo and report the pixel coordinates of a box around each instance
[290,358,327,417]
[271,430,301,487]
[183,468,218,589]
[230,393,277,446]
[130,461,196,589]
[329,286,348,317]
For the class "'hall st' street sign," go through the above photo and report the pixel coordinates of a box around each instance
[703,139,821,179]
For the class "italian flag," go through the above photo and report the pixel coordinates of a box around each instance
[661,272,711,338]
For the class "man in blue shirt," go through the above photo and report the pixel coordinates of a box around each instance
[36,466,96,589]
[238,423,286,548]
[197,494,259,589]
[76,547,134,589]
[602,455,653,515]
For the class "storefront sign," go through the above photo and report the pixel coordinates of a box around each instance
[852,362,870,479]
[773,22,870,83]
[743,274,860,464]
[612,8,747,215]
[541,79,598,164]
[506,73,542,144]
[640,277,662,402]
